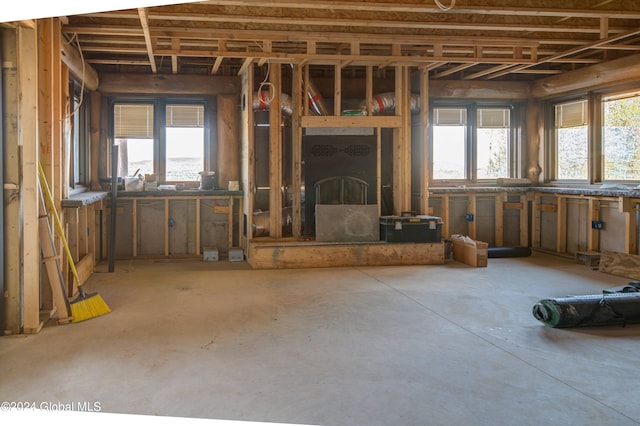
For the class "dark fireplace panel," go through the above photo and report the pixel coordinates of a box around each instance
[303,134,377,236]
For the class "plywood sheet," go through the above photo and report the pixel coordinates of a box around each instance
[599,251,640,280]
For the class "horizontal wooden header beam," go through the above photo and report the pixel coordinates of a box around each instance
[301,115,402,128]
[531,53,640,98]
[97,72,240,95]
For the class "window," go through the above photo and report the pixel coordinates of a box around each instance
[165,104,205,182]
[603,93,640,181]
[69,85,89,190]
[432,108,467,179]
[114,103,155,178]
[112,100,207,183]
[477,108,510,179]
[555,99,588,180]
[431,104,517,183]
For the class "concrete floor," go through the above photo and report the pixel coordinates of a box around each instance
[2,252,640,425]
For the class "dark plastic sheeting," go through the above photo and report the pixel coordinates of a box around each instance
[488,246,531,258]
[532,292,640,328]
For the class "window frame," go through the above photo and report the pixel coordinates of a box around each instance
[68,81,90,194]
[429,101,521,186]
[545,87,640,186]
[547,96,591,183]
[109,96,212,186]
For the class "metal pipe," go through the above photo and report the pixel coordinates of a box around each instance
[306,80,329,116]
[356,92,420,115]
[252,89,292,116]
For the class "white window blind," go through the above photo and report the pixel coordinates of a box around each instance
[556,100,587,128]
[478,108,510,128]
[114,103,154,138]
[166,104,204,127]
[434,108,467,126]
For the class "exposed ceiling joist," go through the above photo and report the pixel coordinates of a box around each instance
[59,1,640,81]
[137,7,157,72]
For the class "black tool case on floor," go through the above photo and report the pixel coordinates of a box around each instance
[379,215,443,243]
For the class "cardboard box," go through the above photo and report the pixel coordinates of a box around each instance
[451,234,467,262]
[451,234,488,267]
[464,240,488,267]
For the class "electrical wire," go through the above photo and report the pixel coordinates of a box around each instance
[255,41,275,103]
[435,0,455,11]
[62,33,85,120]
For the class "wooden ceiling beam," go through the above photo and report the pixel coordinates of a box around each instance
[133,12,629,35]
[195,1,640,20]
[64,25,541,49]
[137,8,157,73]
[171,37,180,74]
[485,27,640,80]
[237,57,254,75]
[72,10,632,35]
[432,63,478,79]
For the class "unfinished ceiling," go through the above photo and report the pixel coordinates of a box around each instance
[61,0,640,81]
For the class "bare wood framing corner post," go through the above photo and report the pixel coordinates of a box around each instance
[18,25,41,333]
[241,63,255,251]
[2,28,22,334]
[393,65,411,214]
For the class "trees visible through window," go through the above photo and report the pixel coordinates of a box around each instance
[555,99,588,180]
[603,94,640,181]
[432,108,466,179]
[477,108,509,179]
[431,105,514,182]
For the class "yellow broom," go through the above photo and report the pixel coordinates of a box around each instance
[38,162,111,322]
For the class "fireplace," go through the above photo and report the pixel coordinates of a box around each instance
[303,133,377,237]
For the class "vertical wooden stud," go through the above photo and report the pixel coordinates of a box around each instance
[587,198,600,252]
[419,66,429,215]
[442,194,450,238]
[269,63,283,238]
[556,195,567,254]
[495,193,505,247]
[196,198,201,255]
[334,64,341,116]
[291,64,302,237]
[467,194,477,239]
[164,198,170,256]
[531,193,541,248]
[18,26,40,333]
[519,194,529,247]
[132,199,138,257]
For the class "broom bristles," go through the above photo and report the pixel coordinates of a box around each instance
[70,292,111,322]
